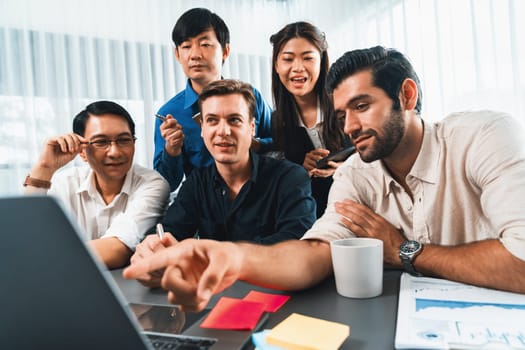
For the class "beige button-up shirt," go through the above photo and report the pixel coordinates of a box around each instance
[303,110,525,261]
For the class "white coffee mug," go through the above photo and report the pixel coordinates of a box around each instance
[330,237,383,298]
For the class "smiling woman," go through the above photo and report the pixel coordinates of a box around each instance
[269,21,351,218]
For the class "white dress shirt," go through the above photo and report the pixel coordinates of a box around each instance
[48,163,169,250]
[297,101,325,149]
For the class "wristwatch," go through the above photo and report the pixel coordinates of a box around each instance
[399,240,423,277]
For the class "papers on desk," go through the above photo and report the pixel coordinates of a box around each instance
[395,273,525,349]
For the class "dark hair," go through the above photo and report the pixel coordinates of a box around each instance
[198,79,256,120]
[73,100,135,136]
[326,46,423,113]
[270,21,345,152]
[172,8,230,49]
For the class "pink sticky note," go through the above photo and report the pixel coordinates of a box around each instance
[200,297,266,330]
[243,291,290,312]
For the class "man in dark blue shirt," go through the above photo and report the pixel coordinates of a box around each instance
[154,8,273,192]
[131,79,315,287]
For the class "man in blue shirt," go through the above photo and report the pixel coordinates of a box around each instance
[131,79,315,287]
[154,8,273,191]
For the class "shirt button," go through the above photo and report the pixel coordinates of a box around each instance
[221,189,226,196]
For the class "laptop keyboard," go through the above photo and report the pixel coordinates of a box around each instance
[146,333,217,349]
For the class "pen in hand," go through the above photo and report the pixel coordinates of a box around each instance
[156,223,165,240]
[155,114,167,122]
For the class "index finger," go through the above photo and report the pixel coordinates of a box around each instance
[165,114,179,125]
[123,243,186,280]
[55,133,86,153]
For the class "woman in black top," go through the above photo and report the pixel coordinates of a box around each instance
[270,22,351,218]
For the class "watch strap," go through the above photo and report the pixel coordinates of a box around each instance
[400,256,423,277]
[23,175,52,189]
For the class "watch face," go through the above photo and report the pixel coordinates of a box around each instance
[401,240,421,254]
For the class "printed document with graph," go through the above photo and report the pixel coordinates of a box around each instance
[395,273,525,349]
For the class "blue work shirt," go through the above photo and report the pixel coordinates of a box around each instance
[157,152,316,244]
[154,80,273,191]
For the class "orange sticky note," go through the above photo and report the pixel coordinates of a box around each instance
[243,291,290,312]
[200,297,265,330]
[266,313,350,350]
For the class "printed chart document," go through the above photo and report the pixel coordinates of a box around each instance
[395,273,525,349]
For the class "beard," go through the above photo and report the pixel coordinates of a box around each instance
[356,108,405,163]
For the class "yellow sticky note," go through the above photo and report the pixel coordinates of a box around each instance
[266,313,350,350]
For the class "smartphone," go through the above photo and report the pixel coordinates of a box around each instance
[316,145,356,169]
[129,302,211,334]
[129,302,185,334]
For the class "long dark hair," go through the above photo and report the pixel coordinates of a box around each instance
[270,21,345,152]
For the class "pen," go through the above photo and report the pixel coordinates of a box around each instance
[155,114,167,122]
[192,112,202,127]
[156,223,165,239]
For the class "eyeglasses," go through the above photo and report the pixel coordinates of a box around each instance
[86,136,136,150]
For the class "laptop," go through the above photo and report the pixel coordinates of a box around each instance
[0,196,262,349]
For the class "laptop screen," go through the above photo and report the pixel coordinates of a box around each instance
[0,196,154,349]
[0,196,257,350]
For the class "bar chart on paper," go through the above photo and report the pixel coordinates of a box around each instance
[395,273,525,349]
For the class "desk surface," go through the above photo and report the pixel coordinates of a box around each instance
[111,269,402,350]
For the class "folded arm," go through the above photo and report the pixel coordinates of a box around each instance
[336,199,525,293]
[416,239,525,293]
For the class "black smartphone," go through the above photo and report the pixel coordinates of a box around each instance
[316,145,356,169]
[129,302,211,334]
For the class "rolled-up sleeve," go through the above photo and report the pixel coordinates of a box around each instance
[301,161,362,242]
[103,168,170,250]
[469,115,525,260]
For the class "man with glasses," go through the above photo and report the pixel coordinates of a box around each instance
[24,100,170,269]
